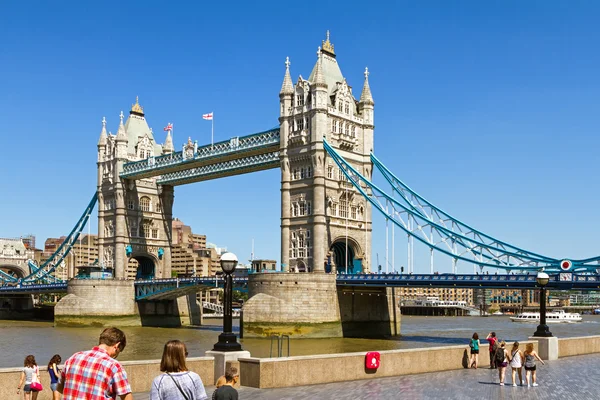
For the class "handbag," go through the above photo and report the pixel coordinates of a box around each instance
[30,366,43,391]
[166,373,189,400]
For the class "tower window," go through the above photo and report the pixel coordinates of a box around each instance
[140,196,151,212]
[127,199,135,210]
[345,102,350,114]
[296,94,304,106]
[351,126,356,138]
[345,124,349,136]
[327,165,333,179]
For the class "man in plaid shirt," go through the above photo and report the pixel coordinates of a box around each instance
[58,327,133,400]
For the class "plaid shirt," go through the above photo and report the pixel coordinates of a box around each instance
[61,346,131,400]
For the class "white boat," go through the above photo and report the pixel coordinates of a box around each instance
[492,311,503,316]
[510,310,582,323]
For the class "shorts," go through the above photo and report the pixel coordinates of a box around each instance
[51,383,58,391]
[524,365,536,371]
[471,350,479,354]
[23,384,31,393]
[499,362,508,368]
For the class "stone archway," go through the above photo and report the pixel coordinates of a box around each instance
[129,255,157,280]
[330,238,362,274]
[0,264,26,280]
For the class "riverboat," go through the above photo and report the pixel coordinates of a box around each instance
[510,309,582,323]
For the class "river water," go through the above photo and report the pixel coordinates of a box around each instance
[1,316,599,368]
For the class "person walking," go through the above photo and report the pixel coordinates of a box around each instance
[47,354,62,400]
[58,327,132,400]
[523,343,545,387]
[469,333,480,369]
[212,367,238,400]
[494,341,511,386]
[150,340,208,400]
[17,355,40,400]
[509,342,524,386]
[486,332,498,369]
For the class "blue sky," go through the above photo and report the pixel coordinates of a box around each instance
[1,1,599,272]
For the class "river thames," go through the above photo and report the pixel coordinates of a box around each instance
[1,315,598,368]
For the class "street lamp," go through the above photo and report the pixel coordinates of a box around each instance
[533,271,552,337]
[213,252,243,352]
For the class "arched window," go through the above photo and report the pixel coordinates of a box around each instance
[140,196,151,212]
[327,165,333,179]
[127,198,135,210]
[345,102,350,114]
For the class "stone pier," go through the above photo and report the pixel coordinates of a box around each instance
[242,273,401,338]
[54,279,201,327]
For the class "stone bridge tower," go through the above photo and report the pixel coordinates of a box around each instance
[279,32,374,274]
[96,98,175,280]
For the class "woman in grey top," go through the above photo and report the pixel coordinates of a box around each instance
[151,340,208,400]
[17,355,39,400]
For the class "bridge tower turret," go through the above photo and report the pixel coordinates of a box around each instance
[279,32,374,274]
[96,98,173,281]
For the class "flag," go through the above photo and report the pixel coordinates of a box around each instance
[163,123,173,132]
[202,112,213,121]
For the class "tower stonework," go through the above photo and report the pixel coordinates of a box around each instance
[279,33,374,274]
[96,98,174,280]
[243,34,400,339]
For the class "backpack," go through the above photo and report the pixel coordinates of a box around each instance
[494,348,505,364]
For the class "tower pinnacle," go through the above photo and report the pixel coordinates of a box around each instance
[98,116,108,146]
[359,67,374,105]
[321,30,335,57]
[280,56,294,95]
[313,47,326,87]
[116,111,127,142]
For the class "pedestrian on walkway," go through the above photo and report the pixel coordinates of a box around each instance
[17,355,40,400]
[58,327,132,400]
[47,354,62,400]
[469,333,480,369]
[494,341,511,385]
[150,339,208,400]
[212,367,238,400]
[486,331,498,369]
[523,343,545,387]
[509,342,524,386]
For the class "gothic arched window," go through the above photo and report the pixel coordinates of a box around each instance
[140,196,151,212]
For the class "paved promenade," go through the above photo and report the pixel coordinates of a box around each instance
[133,353,599,399]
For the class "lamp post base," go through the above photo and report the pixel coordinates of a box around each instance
[213,332,243,352]
[532,324,553,337]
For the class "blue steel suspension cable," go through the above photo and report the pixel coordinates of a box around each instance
[323,140,591,271]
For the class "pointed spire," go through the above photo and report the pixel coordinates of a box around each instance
[116,111,127,142]
[280,57,294,95]
[313,47,326,87]
[163,130,174,154]
[359,67,374,105]
[98,116,107,146]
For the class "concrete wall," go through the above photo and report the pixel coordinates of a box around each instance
[0,357,214,399]
[558,335,600,358]
[239,341,538,389]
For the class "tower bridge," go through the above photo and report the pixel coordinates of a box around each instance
[2,32,599,336]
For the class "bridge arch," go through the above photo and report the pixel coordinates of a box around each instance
[0,264,27,279]
[329,237,362,274]
[128,253,157,280]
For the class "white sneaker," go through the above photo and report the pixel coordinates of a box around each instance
[513,384,517,387]
[532,383,539,387]
[500,383,504,386]
[527,384,531,387]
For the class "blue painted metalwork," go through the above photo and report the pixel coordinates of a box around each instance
[157,151,280,185]
[0,193,98,285]
[134,277,249,300]
[121,128,280,180]
[323,140,600,273]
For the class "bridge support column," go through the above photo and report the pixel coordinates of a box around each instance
[242,273,342,338]
[55,279,139,327]
[337,286,401,337]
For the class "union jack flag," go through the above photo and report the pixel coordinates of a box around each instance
[163,123,173,132]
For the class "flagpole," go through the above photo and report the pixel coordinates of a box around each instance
[211,112,214,148]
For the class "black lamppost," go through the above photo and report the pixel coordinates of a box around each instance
[213,252,243,351]
[533,271,553,337]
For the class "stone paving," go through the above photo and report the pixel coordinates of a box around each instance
[133,353,600,399]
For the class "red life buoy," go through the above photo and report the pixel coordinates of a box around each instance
[365,351,380,370]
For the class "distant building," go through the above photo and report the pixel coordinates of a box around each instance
[40,235,99,280]
[251,259,277,273]
[398,287,473,305]
[0,238,35,279]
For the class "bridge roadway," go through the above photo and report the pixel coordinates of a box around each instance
[1,273,599,298]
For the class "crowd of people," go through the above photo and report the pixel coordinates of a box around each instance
[16,327,239,400]
[469,331,545,386]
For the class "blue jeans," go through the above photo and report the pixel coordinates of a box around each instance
[51,383,58,391]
